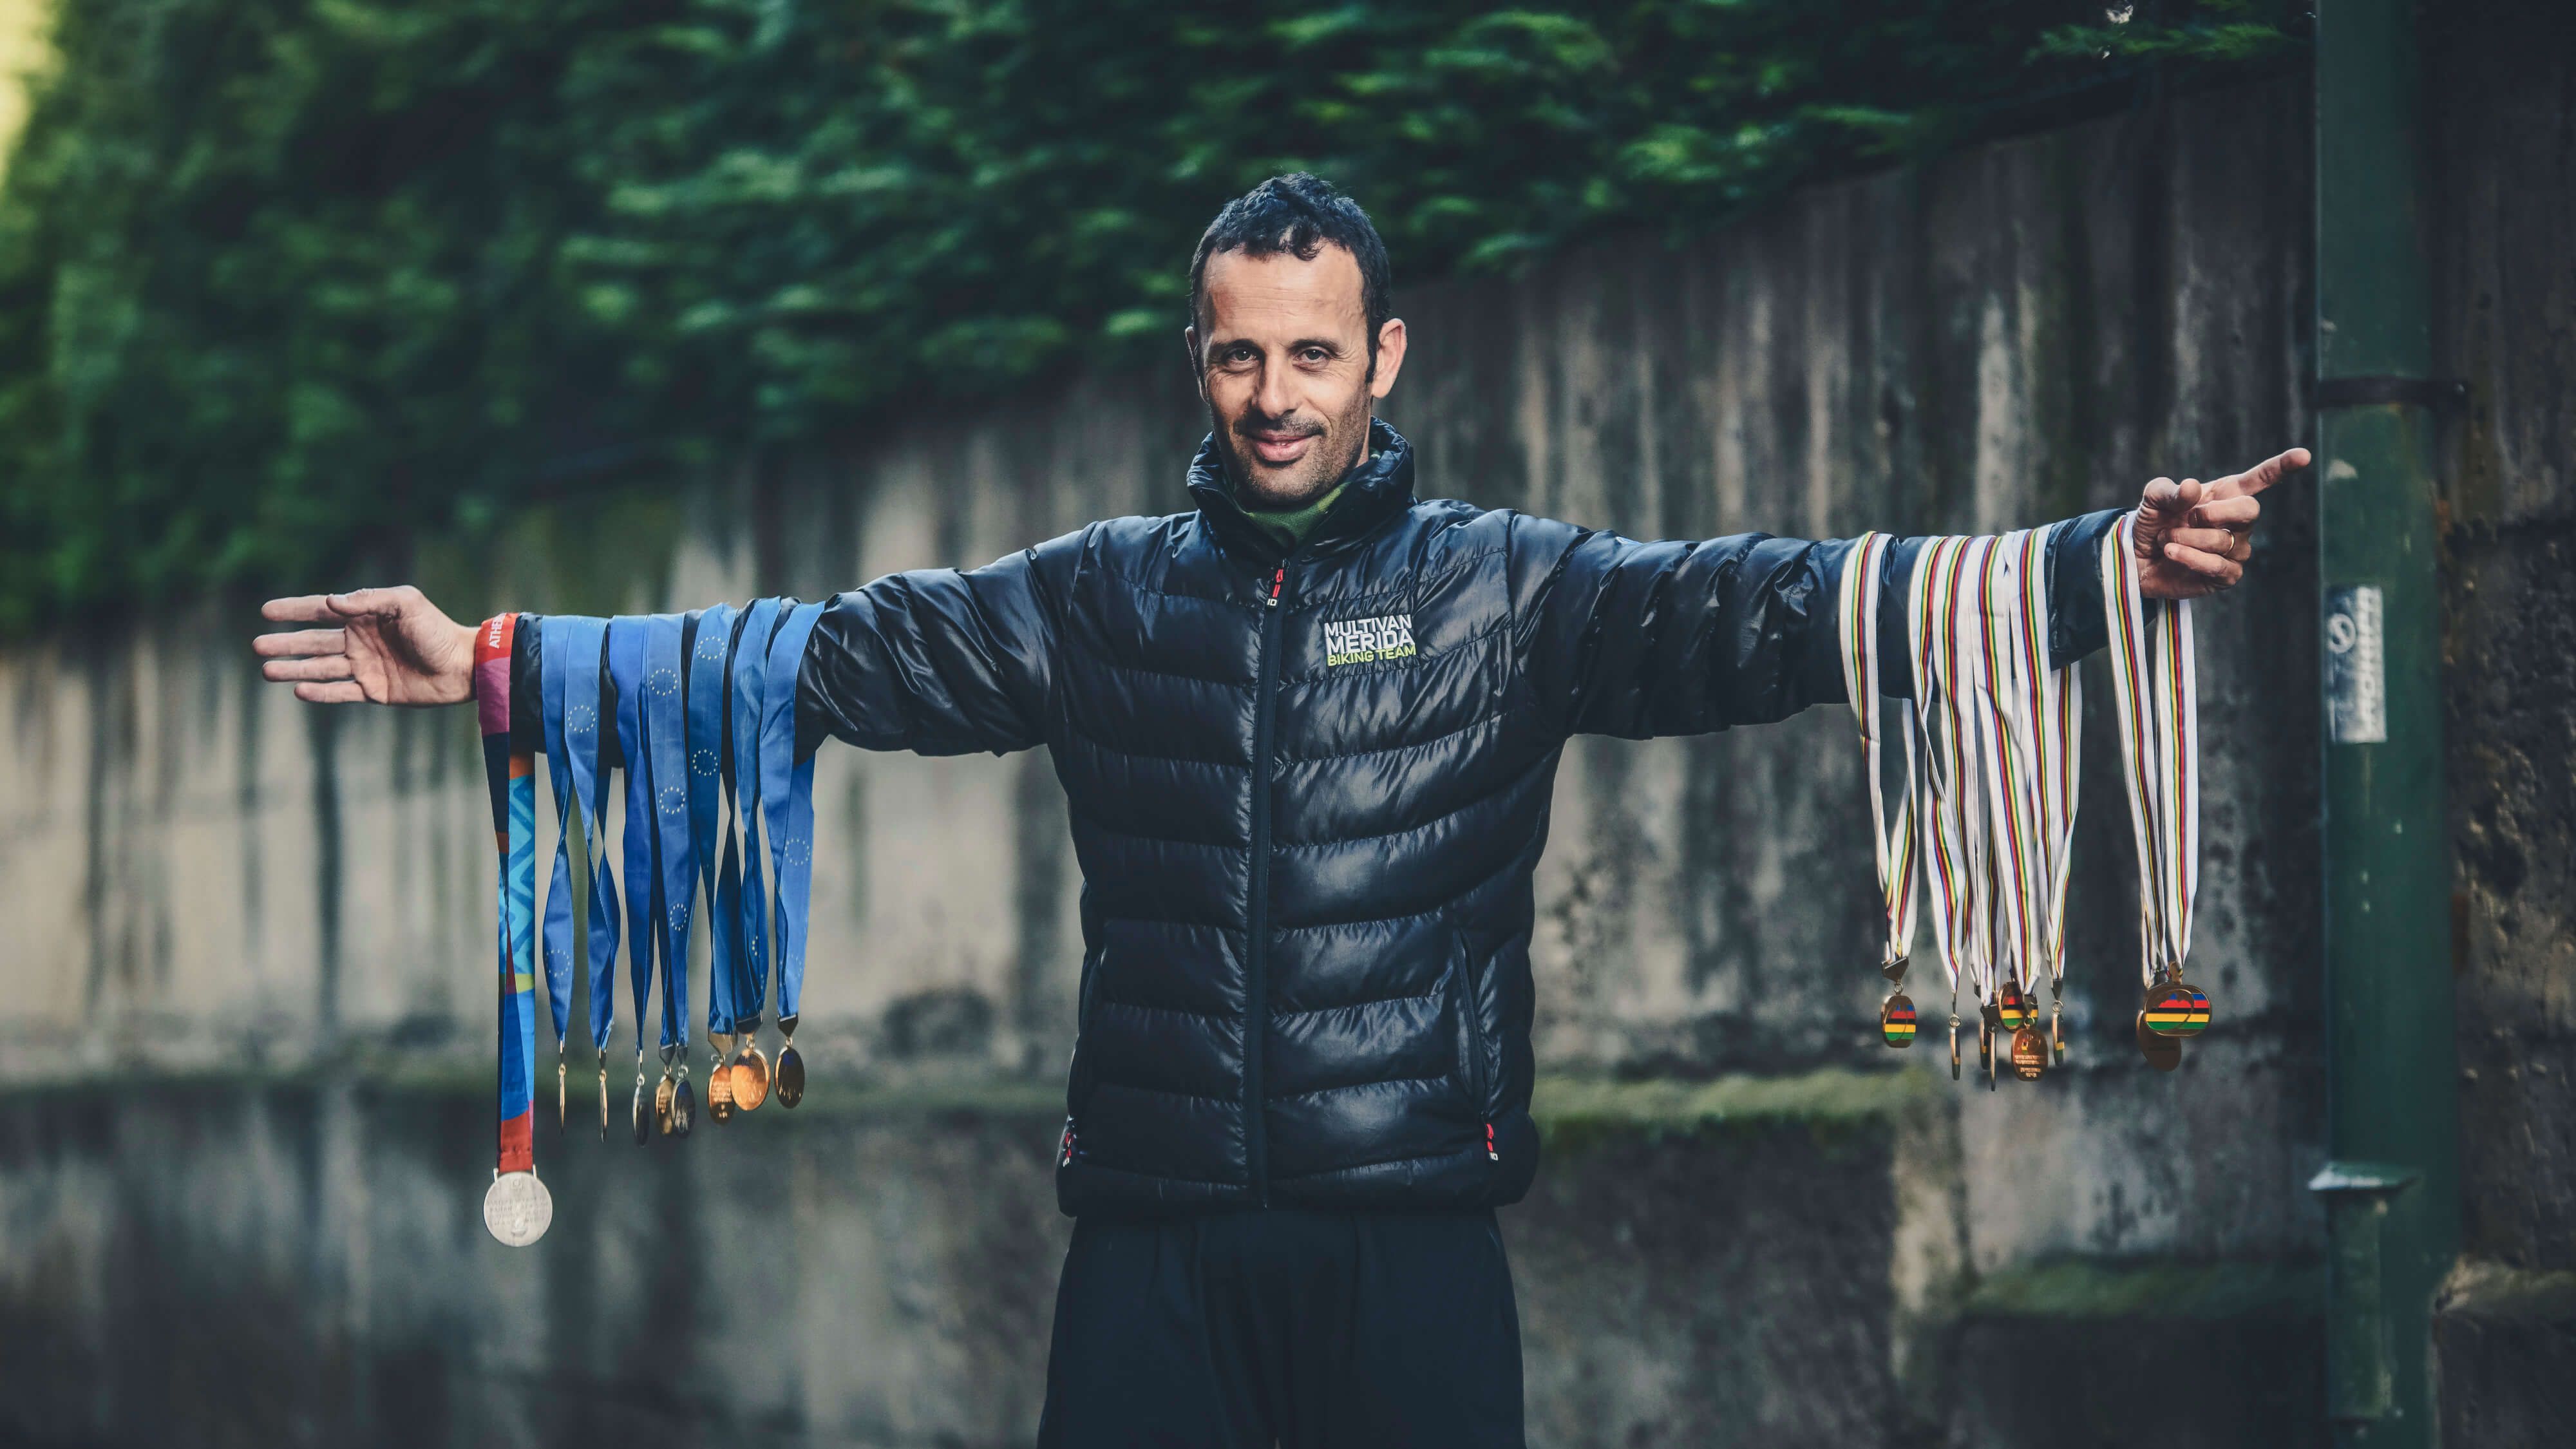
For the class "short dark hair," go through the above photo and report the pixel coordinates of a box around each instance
[1188,173,1392,366]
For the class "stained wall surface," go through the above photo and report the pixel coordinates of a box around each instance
[0,38,2559,1443]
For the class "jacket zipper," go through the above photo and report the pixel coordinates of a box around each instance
[1245,562,1287,1206]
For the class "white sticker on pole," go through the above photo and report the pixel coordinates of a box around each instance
[2324,585,2386,744]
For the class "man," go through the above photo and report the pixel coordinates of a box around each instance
[256,174,2300,1447]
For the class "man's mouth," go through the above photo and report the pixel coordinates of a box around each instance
[1244,428,1320,467]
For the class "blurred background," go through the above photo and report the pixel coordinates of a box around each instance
[0,1,2567,1445]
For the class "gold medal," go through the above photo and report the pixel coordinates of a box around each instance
[2009,1025,2047,1081]
[1994,981,2034,1030]
[2135,1009,2182,1072]
[654,1072,676,1137]
[775,1014,805,1110]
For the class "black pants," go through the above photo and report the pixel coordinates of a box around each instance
[1036,1207,1526,1449]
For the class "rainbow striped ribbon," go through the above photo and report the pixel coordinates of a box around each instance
[2099,514,2200,985]
[1835,532,1919,974]
[1908,535,1993,1006]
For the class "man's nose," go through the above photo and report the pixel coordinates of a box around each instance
[1253,362,1298,424]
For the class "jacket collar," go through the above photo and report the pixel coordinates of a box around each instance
[1187,418,1417,570]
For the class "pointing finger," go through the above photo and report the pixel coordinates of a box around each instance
[251,627,346,659]
[293,681,368,704]
[2204,447,2313,501]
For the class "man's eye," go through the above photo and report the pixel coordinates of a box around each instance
[1298,348,1329,365]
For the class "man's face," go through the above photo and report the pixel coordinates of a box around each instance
[1189,244,1408,509]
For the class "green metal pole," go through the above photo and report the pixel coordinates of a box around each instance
[2311,1,2460,1443]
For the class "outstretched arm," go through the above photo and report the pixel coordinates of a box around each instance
[1510,446,2309,739]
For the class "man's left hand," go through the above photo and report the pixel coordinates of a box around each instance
[2132,447,2311,600]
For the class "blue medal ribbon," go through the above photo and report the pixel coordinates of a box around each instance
[561,618,620,1058]
[607,616,657,1064]
[729,598,782,1030]
[538,617,580,1056]
[645,612,695,1055]
[759,601,827,1025]
[688,605,739,1036]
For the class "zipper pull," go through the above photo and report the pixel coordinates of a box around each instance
[1267,565,1285,608]
[1059,1117,1078,1167]
[1485,1122,1500,1162]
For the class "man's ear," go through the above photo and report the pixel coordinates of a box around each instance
[1368,317,1408,401]
[1184,326,1206,402]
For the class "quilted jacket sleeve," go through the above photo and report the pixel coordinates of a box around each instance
[795,528,1084,759]
[1504,509,2124,741]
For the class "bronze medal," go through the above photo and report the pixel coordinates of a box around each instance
[2143,979,2208,1038]
[1995,981,2033,1030]
[707,1045,735,1124]
[775,1014,805,1110]
[730,1042,772,1113]
[2009,1025,2047,1081]
[2135,1009,2182,1072]
[1880,992,1918,1049]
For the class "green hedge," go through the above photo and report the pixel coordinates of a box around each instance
[0,0,2300,630]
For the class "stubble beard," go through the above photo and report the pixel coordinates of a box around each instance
[1215,389,1374,511]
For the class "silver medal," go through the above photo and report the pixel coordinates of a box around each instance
[483,1170,554,1247]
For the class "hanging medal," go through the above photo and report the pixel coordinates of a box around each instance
[645,613,699,1139]
[1836,533,1922,1049]
[607,616,662,1144]
[2014,527,2083,1065]
[554,618,621,1141]
[475,614,552,1247]
[1974,533,2057,1084]
[760,601,829,1110]
[1910,535,1998,1085]
[690,605,742,1124]
[2101,513,2206,1066]
[726,598,784,1111]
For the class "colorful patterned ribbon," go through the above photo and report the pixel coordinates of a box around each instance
[2099,515,2199,985]
[475,614,538,1176]
[1835,532,1918,972]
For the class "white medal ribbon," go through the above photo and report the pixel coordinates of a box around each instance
[1836,533,1919,972]
[2100,513,2199,985]
[1908,535,1996,1007]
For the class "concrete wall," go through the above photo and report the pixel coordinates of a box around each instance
[0,32,2559,1441]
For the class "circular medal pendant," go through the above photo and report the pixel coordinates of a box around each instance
[776,1043,806,1110]
[654,1074,676,1136]
[2135,1009,2183,1072]
[671,1076,696,1138]
[1996,982,2034,1031]
[2145,981,2210,1037]
[1880,993,1918,1049]
[707,1061,735,1123]
[2009,1025,2048,1081]
[483,1171,553,1247]
[730,1046,772,1113]
[631,1080,654,1145]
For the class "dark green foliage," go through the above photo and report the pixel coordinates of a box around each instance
[0,0,2302,629]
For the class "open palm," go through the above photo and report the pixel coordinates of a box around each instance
[253,586,478,705]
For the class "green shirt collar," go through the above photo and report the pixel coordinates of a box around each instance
[1237,479,1350,554]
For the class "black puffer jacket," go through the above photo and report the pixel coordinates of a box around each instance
[521,421,2116,1217]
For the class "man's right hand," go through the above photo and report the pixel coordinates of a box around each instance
[254,586,478,706]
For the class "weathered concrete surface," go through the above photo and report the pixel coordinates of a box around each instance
[0,63,2445,1448]
[2430,1,2576,1440]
